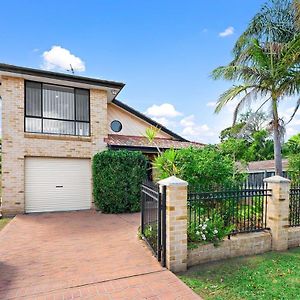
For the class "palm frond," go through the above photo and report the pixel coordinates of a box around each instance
[286,97,300,124]
[215,85,256,114]
[233,0,298,58]
[212,64,271,84]
[232,88,270,124]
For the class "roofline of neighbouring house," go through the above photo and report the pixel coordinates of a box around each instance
[0,63,125,90]
[112,99,189,142]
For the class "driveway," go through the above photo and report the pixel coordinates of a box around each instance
[0,211,199,299]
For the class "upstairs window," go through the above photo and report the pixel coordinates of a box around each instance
[25,81,90,136]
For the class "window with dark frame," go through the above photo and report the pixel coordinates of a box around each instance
[110,120,122,132]
[25,81,90,136]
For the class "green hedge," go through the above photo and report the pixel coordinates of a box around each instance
[92,150,147,213]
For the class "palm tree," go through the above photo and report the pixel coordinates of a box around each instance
[212,0,300,175]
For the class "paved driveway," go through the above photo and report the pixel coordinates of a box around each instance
[0,211,199,299]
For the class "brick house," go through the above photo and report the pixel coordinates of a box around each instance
[0,63,202,216]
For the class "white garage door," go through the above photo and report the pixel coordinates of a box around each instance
[25,157,91,213]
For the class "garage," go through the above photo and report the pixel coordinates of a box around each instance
[25,157,91,213]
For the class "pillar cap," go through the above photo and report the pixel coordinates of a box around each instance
[264,175,290,183]
[158,176,188,187]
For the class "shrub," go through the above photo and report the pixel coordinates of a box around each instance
[153,146,245,190]
[92,150,147,213]
[187,214,234,246]
[288,154,300,185]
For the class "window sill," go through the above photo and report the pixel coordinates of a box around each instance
[24,132,92,142]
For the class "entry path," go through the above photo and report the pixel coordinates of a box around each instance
[0,211,199,299]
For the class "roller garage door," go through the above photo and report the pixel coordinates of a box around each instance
[25,157,91,213]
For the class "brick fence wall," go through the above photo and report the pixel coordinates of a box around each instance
[159,175,300,272]
[288,227,300,248]
[188,231,272,267]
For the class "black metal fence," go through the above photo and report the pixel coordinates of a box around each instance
[141,180,166,266]
[188,184,271,236]
[289,185,300,227]
[246,171,289,186]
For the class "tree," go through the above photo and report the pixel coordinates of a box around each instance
[288,154,300,184]
[219,129,274,162]
[245,130,274,161]
[219,138,248,161]
[283,133,300,155]
[220,110,269,142]
[212,0,300,175]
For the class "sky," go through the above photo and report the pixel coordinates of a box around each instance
[1,0,299,143]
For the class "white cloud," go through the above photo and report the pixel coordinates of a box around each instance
[286,126,298,138]
[180,115,196,127]
[145,104,223,143]
[145,103,182,118]
[152,117,171,127]
[182,124,215,141]
[206,101,217,107]
[42,46,85,72]
[219,26,234,37]
[180,114,215,142]
[289,118,300,126]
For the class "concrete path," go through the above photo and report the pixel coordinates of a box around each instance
[0,211,199,299]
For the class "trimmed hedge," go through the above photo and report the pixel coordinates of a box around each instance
[92,150,147,213]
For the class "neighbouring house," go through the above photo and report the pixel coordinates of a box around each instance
[243,159,289,185]
[0,63,203,216]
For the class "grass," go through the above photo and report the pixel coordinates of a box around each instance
[0,218,11,231]
[179,248,300,300]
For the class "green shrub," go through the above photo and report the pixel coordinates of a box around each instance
[92,150,147,213]
[288,154,300,185]
[187,214,234,246]
[153,146,245,190]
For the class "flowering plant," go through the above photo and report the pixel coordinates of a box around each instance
[188,214,235,246]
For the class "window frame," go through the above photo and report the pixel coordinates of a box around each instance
[24,80,91,136]
[110,120,123,133]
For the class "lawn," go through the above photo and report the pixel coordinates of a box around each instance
[0,218,11,231]
[179,248,300,300]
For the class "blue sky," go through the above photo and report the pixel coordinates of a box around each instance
[1,0,299,143]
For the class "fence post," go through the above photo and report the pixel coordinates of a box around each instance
[264,175,291,251]
[158,176,188,272]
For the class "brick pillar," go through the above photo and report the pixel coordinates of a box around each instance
[264,175,291,251]
[158,176,188,272]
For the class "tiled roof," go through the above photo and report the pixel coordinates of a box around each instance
[246,159,289,172]
[105,134,204,150]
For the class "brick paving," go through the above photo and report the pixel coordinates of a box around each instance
[0,211,199,299]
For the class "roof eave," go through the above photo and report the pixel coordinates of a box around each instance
[0,63,125,90]
[112,99,189,142]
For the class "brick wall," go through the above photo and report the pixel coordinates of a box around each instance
[188,231,272,267]
[1,76,108,216]
[288,227,300,248]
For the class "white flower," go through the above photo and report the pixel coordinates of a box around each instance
[202,224,207,230]
[205,218,209,222]
[202,235,206,240]
[196,231,200,235]
[213,229,218,234]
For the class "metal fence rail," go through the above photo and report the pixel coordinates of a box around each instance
[141,180,166,266]
[289,185,300,227]
[188,184,271,235]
